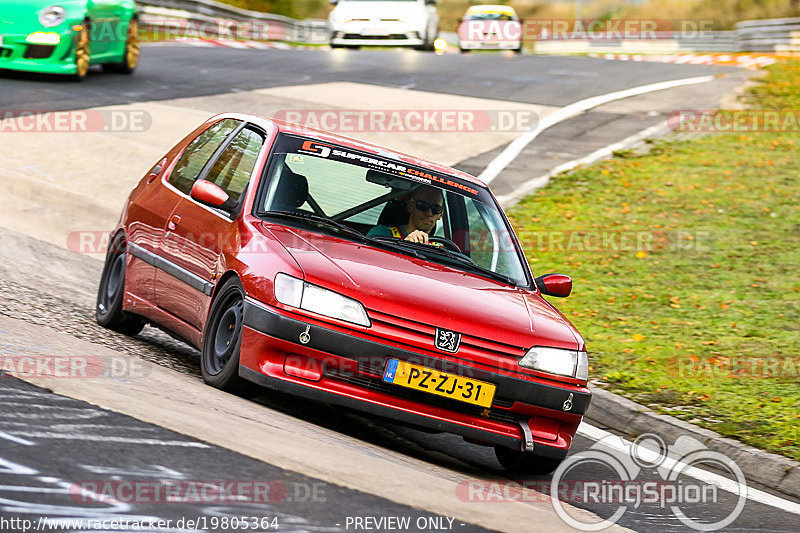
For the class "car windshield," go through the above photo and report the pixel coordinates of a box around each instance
[256,134,530,286]
[466,13,515,21]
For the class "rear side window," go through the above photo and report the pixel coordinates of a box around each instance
[169,119,239,194]
[204,127,265,204]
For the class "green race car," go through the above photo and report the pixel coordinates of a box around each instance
[0,0,139,80]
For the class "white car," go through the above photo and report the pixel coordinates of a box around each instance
[457,5,523,53]
[329,0,440,50]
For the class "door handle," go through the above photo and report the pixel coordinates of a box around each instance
[167,215,181,231]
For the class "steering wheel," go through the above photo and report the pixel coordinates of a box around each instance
[428,236,463,254]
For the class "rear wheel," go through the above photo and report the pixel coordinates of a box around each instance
[495,446,563,475]
[104,19,140,74]
[201,277,259,396]
[96,234,145,336]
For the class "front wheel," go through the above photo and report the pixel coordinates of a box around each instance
[201,277,259,396]
[495,446,564,475]
[96,234,145,336]
[71,24,90,81]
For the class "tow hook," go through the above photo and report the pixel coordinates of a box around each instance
[518,418,535,452]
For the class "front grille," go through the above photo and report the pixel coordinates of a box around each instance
[328,368,518,424]
[24,45,55,59]
[343,34,409,40]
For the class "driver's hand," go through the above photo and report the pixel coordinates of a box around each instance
[405,230,429,244]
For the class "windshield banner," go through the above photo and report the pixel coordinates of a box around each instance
[278,134,484,200]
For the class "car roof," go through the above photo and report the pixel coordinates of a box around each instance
[263,117,489,189]
[466,5,517,15]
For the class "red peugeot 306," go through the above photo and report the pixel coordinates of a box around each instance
[96,113,591,474]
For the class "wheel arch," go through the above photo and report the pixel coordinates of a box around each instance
[107,228,127,252]
[210,270,243,303]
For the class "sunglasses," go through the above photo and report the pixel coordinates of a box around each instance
[412,200,444,215]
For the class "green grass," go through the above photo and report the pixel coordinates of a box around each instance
[507,60,800,461]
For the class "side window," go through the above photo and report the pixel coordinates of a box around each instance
[169,119,239,194]
[205,127,265,204]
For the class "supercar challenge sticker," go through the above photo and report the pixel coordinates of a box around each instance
[287,136,481,198]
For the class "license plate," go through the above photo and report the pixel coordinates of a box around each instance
[362,27,389,36]
[383,359,496,408]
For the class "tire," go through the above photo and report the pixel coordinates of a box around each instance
[96,234,145,336]
[495,446,564,475]
[71,23,91,81]
[201,277,259,396]
[104,19,140,74]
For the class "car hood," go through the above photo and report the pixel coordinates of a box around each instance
[263,223,583,351]
[0,1,86,32]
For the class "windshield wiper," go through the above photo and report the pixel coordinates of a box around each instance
[366,236,424,258]
[264,211,369,242]
[372,238,517,286]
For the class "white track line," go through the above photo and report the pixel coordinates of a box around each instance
[479,75,715,184]
[0,430,35,446]
[578,423,800,515]
[496,122,669,206]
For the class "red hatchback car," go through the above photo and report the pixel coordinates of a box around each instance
[97,113,591,474]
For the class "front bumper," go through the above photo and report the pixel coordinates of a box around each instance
[0,30,77,74]
[330,23,425,47]
[240,298,591,456]
[460,40,521,50]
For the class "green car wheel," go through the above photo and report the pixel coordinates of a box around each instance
[72,25,90,81]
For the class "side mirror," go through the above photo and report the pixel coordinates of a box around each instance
[330,0,338,4]
[425,0,437,5]
[190,179,234,210]
[534,273,572,298]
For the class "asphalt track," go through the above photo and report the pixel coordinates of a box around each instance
[1,46,798,532]
[0,45,737,109]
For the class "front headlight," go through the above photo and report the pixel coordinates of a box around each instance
[519,347,589,381]
[274,273,371,327]
[26,32,61,45]
[39,5,67,27]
